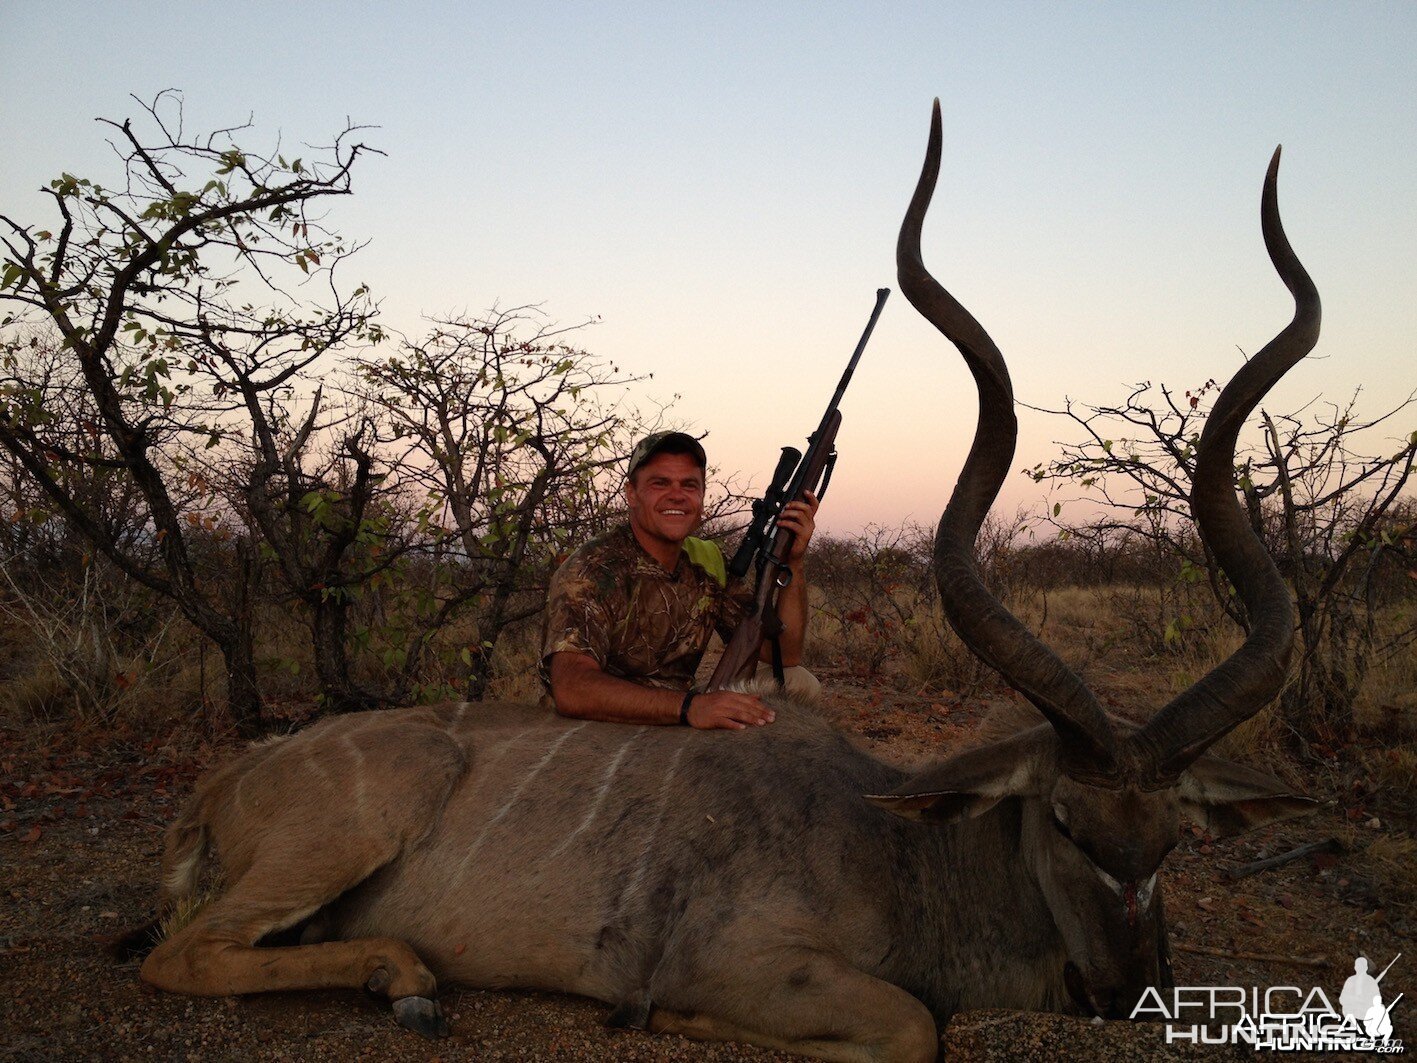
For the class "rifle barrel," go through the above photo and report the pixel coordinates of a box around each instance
[817,288,890,437]
[1375,952,1402,983]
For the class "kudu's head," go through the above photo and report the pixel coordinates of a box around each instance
[870,101,1321,1018]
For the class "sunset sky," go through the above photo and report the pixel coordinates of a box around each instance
[3,1,1413,535]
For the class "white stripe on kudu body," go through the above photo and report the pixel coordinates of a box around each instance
[548,726,647,859]
[454,722,588,881]
[615,734,690,911]
[341,732,368,814]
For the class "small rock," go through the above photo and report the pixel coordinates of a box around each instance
[1366,817,1381,829]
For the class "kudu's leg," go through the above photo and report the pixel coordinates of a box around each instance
[650,952,938,1063]
[140,855,438,996]
[142,851,451,1037]
[141,717,467,1038]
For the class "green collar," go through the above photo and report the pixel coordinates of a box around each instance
[681,536,727,588]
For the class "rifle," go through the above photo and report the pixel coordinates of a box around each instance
[1376,953,1402,984]
[707,287,890,691]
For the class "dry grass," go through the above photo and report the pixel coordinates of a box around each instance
[1372,744,1417,796]
[0,662,75,727]
[0,612,209,740]
[1354,609,1417,739]
[808,580,1416,796]
[1354,833,1417,908]
[1209,706,1293,773]
[482,637,544,702]
[5,574,1413,787]
[0,589,553,738]
[157,887,223,941]
[811,581,1248,707]
[1362,741,1417,842]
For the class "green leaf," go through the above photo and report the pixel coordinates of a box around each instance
[1163,619,1181,647]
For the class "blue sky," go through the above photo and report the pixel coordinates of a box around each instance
[3,1,1414,533]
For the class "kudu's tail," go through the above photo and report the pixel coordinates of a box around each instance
[108,792,211,961]
[158,796,210,903]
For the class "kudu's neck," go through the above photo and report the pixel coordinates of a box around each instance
[872,797,1067,1019]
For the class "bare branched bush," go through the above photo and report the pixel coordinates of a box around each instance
[1027,378,1416,755]
[351,309,672,700]
[809,514,1036,696]
[0,92,384,733]
[0,99,674,725]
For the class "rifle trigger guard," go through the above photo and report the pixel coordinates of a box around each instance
[774,566,793,589]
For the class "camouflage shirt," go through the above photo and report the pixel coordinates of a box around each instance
[540,523,755,694]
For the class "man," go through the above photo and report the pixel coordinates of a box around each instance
[542,431,817,729]
[1340,957,1381,1022]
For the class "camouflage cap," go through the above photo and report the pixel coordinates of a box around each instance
[626,431,707,481]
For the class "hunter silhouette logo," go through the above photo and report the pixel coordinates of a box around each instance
[1132,951,1404,1052]
[1342,954,1401,1043]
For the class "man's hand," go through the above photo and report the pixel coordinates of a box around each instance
[778,489,819,564]
[551,651,776,729]
[686,690,776,730]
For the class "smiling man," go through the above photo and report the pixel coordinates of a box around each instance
[542,431,818,729]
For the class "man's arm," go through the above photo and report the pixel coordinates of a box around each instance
[549,651,775,729]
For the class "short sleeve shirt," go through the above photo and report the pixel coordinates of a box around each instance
[540,523,755,693]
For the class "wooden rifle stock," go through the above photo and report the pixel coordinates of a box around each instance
[707,409,842,691]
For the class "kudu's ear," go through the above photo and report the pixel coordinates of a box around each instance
[1178,755,1319,839]
[866,728,1049,824]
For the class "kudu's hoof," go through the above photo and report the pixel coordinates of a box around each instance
[393,995,451,1039]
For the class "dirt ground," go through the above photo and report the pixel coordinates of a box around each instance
[1,672,1411,1061]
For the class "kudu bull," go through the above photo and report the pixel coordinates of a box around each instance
[132,102,1319,1061]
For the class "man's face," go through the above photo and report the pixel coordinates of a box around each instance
[626,451,705,547]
